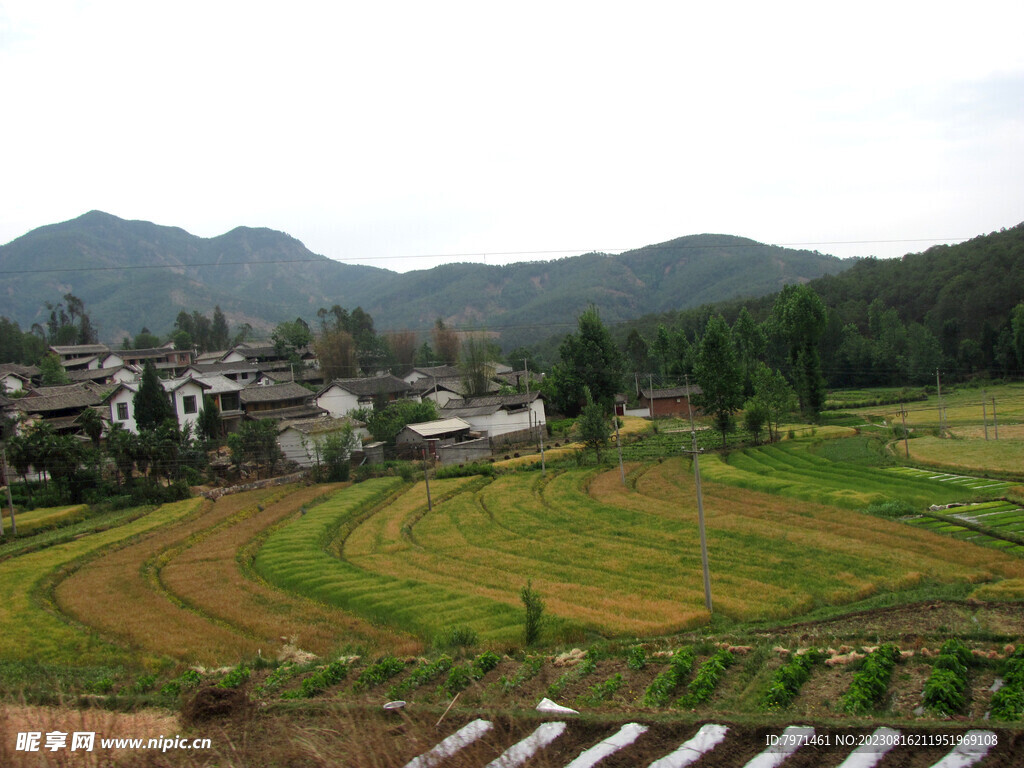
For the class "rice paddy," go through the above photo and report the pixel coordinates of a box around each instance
[4,426,1024,668]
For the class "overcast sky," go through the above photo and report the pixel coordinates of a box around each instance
[2,1,1022,273]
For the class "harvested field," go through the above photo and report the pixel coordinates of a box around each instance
[160,482,420,658]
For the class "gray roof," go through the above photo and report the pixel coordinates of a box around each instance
[244,404,326,421]
[319,375,413,398]
[67,366,128,382]
[640,386,702,399]
[187,361,265,376]
[239,382,314,404]
[416,376,500,397]
[50,344,111,357]
[441,391,540,418]
[277,414,363,435]
[16,383,104,413]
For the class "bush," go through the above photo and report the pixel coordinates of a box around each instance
[642,648,695,707]
[839,644,899,715]
[217,664,251,689]
[434,462,495,479]
[284,659,349,699]
[761,649,823,710]
[388,655,452,699]
[922,640,972,715]
[677,649,734,708]
[354,656,405,691]
[864,499,917,518]
[436,625,478,652]
[626,645,647,671]
[521,581,545,647]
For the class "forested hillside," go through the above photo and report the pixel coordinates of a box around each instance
[611,224,1024,388]
[0,212,849,348]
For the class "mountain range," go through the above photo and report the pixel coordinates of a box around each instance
[0,211,853,349]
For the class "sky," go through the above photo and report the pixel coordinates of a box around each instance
[1,1,1023,274]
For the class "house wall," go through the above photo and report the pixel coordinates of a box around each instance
[437,437,491,465]
[461,400,546,439]
[108,389,138,433]
[639,395,695,418]
[277,429,365,469]
[169,382,205,433]
[316,386,360,418]
[1,373,25,394]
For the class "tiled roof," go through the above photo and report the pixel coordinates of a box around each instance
[16,384,104,412]
[640,386,702,399]
[277,414,363,435]
[239,382,314,404]
[401,417,472,438]
[321,375,413,397]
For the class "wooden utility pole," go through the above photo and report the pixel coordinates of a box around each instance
[900,404,909,458]
[936,369,944,436]
[684,375,712,614]
[422,447,432,511]
[614,413,625,486]
[982,390,989,441]
[648,374,654,420]
[1,447,14,537]
[992,397,999,440]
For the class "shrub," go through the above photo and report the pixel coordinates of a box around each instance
[388,655,453,699]
[761,649,823,710]
[217,664,251,689]
[840,644,899,715]
[864,499,917,518]
[677,649,734,708]
[521,581,545,646]
[436,625,478,652]
[642,648,695,707]
[284,658,349,699]
[579,673,623,706]
[922,640,972,715]
[354,656,405,692]
[992,648,1024,720]
[626,645,647,671]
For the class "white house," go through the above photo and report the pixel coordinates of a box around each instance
[315,375,416,418]
[0,364,36,394]
[439,392,545,439]
[276,415,365,468]
[104,376,211,434]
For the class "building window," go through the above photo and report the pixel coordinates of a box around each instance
[182,395,198,414]
[116,402,129,421]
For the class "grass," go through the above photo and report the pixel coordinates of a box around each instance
[0,498,203,668]
[904,435,1024,478]
[3,505,89,536]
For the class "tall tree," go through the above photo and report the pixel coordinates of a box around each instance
[133,361,174,432]
[460,332,494,397]
[315,328,359,380]
[550,305,624,417]
[692,315,744,448]
[432,319,460,366]
[38,353,69,385]
[772,284,827,419]
[210,306,231,350]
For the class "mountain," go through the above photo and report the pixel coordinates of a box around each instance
[0,211,853,347]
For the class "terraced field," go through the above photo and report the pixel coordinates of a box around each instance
[701,440,1011,510]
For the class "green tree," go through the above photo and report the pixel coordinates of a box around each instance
[550,305,624,416]
[227,420,280,479]
[366,399,438,445]
[460,332,495,397]
[692,315,744,448]
[751,362,796,442]
[623,329,650,374]
[576,388,610,461]
[38,353,69,386]
[211,306,231,350]
[133,327,162,349]
[197,395,222,441]
[742,399,768,444]
[732,307,766,396]
[133,361,174,432]
[272,318,313,368]
[772,284,827,418]
[316,425,358,482]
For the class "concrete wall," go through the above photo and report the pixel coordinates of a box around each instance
[437,437,491,465]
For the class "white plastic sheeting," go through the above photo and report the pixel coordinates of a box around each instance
[402,718,493,768]
[646,724,730,768]
[563,723,649,768]
[484,722,567,768]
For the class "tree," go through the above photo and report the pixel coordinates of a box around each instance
[460,332,495,397]
[772,284,827,419]
[197,395,222,441]
[692,315,744,448]
[227,419,280,479]
[751,362,796,442]
[133,361,174,432]
[133,327,162,349]
[365,399,438,445]
[732,307,766,396]
[742,399,768,444]
[432,319,460,366]
[623,329,650,374]
[38,353,69,386]
[551,305,624,417]
[211,306,231,350]
[576,388,610,461]
[272,318,313,368]
[315,328,359,380]
[385,330,418,376]
[316,425,358,482]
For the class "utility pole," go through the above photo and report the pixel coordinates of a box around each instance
[900,403,909,459]
[525,359,545,474]
[614,412,625,486]
[422,447,432,511]
[648,374,654,421]
[1,447,14,537]
[992,397,999,440]
[936,369,944,436]
[684,375,712,614]
[982,390,989,441]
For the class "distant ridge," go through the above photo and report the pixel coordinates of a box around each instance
[0,211,853,347]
